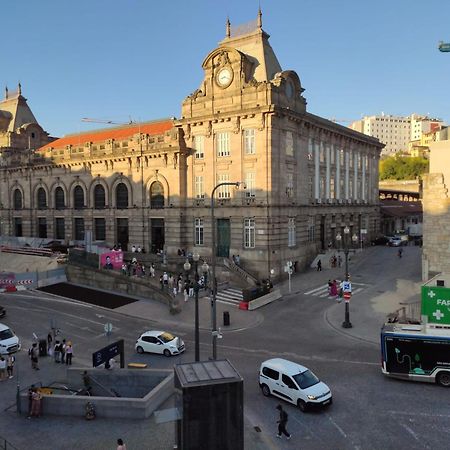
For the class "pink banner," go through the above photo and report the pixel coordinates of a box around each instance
[100,251,123,270]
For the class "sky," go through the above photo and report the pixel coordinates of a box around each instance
[3,0,450,137]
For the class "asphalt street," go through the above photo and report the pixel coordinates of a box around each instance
[0,245,447,450]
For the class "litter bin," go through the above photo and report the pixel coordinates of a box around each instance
[38,339,47,357]
[223,311,230,326]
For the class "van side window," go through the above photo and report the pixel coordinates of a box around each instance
[282,374,298,390]
[262,367,279,380]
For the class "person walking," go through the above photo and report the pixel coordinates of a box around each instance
[30,343,39,370]
[7,354,15,379]
[117,438,127,450]
[61,339,67,364]
[276,404,291,439]
[317,259,322,271]
[54,340,61,363]
[65,341,73,365]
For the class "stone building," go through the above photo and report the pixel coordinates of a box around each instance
[0,12,383,279]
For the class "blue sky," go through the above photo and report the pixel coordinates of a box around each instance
[3,0,450,136]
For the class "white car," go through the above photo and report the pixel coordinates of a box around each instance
[0,323,20,355]
[135,331,185,357]
[259,358,332,412]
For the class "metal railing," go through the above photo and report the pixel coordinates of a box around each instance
[388,301,421,323]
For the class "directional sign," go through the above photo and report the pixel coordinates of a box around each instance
[92,339,124,368]
[421,286,450,325]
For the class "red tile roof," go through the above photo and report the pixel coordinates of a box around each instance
[38,120,174,152]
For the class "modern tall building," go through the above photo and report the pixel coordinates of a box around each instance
[0,12,383,279]
[350,113,443,156]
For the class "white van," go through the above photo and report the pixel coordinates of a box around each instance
[259,358,332,411]
[0,323,20,354]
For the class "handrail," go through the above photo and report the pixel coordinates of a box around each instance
[89,375,120,397]
[223,258,258,285]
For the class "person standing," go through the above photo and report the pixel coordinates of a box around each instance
[54,340,61,363]
[338,255,342,268]
[30,388,42,418]
[47,333,53,352]
[317,259,322,271]
[65,342,73,365]
[7,354,15,379]
[30,343,39,370]
[276,404,291,439]
[0,356,6,381]
[61,339,66,364]
[117,438,127,450]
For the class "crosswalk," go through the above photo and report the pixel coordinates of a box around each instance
[211,288,243,307]
[303,282,368,298]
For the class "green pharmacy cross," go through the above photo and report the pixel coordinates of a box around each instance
[421,286,450,325]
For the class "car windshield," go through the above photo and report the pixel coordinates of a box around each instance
[292,370,320,389]
[0,329,14,340]
[159,332,175,343]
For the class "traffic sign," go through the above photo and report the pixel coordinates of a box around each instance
[344,292,351,302]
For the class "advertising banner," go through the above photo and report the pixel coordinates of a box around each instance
[99,251,123,270]
[421,285,450,325]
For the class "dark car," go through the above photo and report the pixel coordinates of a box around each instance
[371,236,390,246]
[0,306,5,318]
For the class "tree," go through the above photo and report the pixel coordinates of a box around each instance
[379,156,428,180]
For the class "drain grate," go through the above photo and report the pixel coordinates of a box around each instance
[254,426,262,433]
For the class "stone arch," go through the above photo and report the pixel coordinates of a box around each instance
[111,175,133,208]
[12,186,24,210]
[68,179,88,209]
[32,182,49,210]
[88,178,110,209]
[145,173,170,207]
[49,181,68,209]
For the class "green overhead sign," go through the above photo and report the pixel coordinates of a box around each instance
[421,286,450,325]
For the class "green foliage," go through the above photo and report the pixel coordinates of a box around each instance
[379,156,429,180]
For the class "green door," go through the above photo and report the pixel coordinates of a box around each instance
[217,219,230,257]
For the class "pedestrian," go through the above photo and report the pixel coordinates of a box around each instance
[0,356,6,381]
[276,404,291,440]
[7,354,15,379]
[131,245,136,253]
[184,286,189,302]
[150,263,155,277]
[338,255,342,267]
[65,342,73,365]
[188,281,194,298]
[54,340,61,363]
[159,275,164,290]
[236,254,240,265]
[82,370,92,394]
[47,332,53,352]
[61,339,67,364]
[178,277,183,294]
[330,280,338,299]
[30,342,39,370]
[327,279,332,295]
[27,385,35,418]
[117,438,127,450]
[30,388,42,418]
[317,259,322,271]
[172,285,178,297]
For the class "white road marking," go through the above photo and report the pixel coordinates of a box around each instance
[304,285,328,295]
[400,422,420,442]
[326,413,347,438]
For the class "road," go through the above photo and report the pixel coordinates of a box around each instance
[1,245,447,449]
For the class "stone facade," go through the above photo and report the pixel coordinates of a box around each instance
[0,13,383,279]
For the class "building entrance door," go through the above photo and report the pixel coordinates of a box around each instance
[151,218,165,254]
[216,219,230,257]
[116,218,129,251]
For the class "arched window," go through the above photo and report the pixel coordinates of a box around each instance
[37,187,47,210]
[94,184,106,209]
[116,183,128,209]
[74,185,85,209]
[150,182,164,209]
[13,189,22,210]
[55,187,65,210]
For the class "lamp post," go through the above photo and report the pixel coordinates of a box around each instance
[335,226,358,329]
[210,181,244,360]
[192,252,201,362]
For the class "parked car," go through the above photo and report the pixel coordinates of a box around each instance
[389,236,407,247]
[135,330,185,357]
[259,358,332,412]
[0,306,5,318]
[0,323,20,354]
[371,236,390,246]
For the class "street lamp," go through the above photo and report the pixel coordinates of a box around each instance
[210,181,244,360]
[192,252,201,362]
[335,227,358,329]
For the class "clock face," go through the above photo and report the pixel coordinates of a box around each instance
[216,67,233,88]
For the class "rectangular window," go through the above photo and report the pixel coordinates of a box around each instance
[285,131,294,156]
[217,132,230,157]
[308,216,315,242]
[74,218,84,241]
[55,218,65,240]
[286,173,294,198]
[195,175,205,199]
[195,218,204,245]
[288,217,296,247]
[244,129,256,155]
[94,218,106,241]
[244,218,255,248]
[245,172,256,197]
[193,135,204,159]
[217,174,230,198]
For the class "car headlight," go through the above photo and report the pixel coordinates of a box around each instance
[307,395,316,400]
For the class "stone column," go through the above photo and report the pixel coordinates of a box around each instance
[314,138,319,200]
[345,148,350,199]
[325,144,330,199]
[335,146,341,200]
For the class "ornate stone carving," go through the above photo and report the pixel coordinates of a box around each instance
[233,116,241,134]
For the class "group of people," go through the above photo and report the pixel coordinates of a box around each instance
[131,244,145,253]
[46,333,73,365]
[0,354,15,380]
[329,254,342,268]
[159,271,206,298]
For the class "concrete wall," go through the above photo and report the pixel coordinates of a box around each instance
[21,368,174,419]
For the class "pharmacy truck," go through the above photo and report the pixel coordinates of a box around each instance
[381,322,450,387]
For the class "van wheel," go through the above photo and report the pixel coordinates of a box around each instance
[261,384,271,397]
[297,399,307,412]
[437,371,450,387]
[136,346,144,354]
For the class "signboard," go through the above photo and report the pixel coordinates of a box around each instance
[92,339,124,368]
[421,286,450,326]
[99,251,123,270]
[341,281,352,293]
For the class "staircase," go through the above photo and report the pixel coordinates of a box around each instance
[210,287,243,307]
